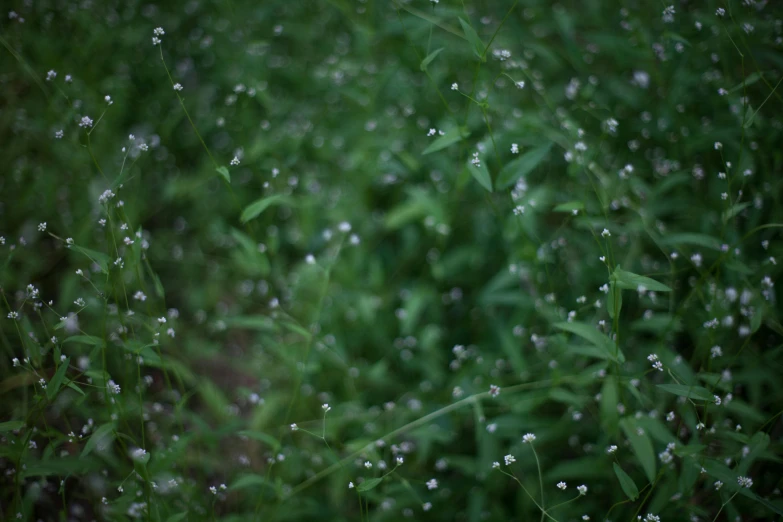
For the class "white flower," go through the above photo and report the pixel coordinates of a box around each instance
[107,380,121,395]
[38,222,47,232]
[522,433,536,443]
[511,143,519,154]
[230,156,240,166]
[577,484,587,495]
[504,454,516,465]
[348,481,354,489]
[364,461,372,469]
[426,478,438,490]
[79,116,93,128]
[55,130,64,139]
[601,228,611,237]
[173,83,183,91]
[515,80,525,89]
[423,502,432,511]
[290,423,298,431]
[738,476,753,488]
[46,70,57,81]
[607,445,617,454]
[714,481,723,490]
[132,448,147,460]
[322,403,331,412]
[557,481,567,490]
[716,8,726,16]
[451,83,458,91]
[489,384,500,397]
[153,27,165,36]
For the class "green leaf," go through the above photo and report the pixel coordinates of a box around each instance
[613,463,639,500]
[66,382,86,396]
[357,477,383,492]
[751,306,763,333]
[71,246,112,273]
[674,444,706,457]
[730,71,763,93]
[222,315,277,332]
[612,267,672,292]
[554,321,624,362]
[0,420,24,432]
[46,357,70,400]
[216,166,231,183]
[240,195,293,223]
[22,456,100,477]
[467,162,492,192]
[458,18,485,60]
[553,201,584,213]
[62,335,102,346]
[422,127,468,155]
[620,418,656,484]
[166,514,188,522]
[149,268,166,298]
[656,384,714,401]
[722,202,751,224]
[81,423,115,458]
[231,474,273,490]
[659,233,721,251]
[237,430,281,450]
[496,144,552,189]
[420,48,444,71]
[737,432,769,475]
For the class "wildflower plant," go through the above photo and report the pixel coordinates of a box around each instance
[1,0,782,521]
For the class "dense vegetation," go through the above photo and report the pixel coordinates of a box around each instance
[2,0,782,520]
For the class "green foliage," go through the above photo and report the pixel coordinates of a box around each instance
[1,0,782,521]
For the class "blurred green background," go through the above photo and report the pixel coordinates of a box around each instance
[2,0,783,520]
